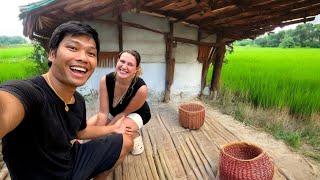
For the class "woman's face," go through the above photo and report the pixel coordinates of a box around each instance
[115,52,138,80]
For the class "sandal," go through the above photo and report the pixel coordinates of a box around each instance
[131,133,144,155]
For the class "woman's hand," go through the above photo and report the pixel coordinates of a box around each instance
[112,116,126,134]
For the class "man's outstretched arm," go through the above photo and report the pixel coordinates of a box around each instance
[77,116,126,140]
[0,90,25,138]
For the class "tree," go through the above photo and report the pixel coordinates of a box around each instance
[31,42,49,73]
[234,39,254,46]
[0,36,27,46]
[254,37,268,47]
[280,34,295,48]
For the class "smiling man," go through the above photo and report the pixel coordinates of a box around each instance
[0,21,133,180]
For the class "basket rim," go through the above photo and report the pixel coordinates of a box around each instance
[179,102,205,114]
[221,141,266,162]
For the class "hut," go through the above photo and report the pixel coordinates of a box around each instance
[19,0,320,101]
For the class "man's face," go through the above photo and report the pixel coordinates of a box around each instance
[48,34,97,87]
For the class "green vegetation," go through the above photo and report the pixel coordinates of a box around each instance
[206,46,320,161]
[0,45,33,61]
[235,23,320,48]
[0,36,28,46]
[208,47,320,117]
[0,46,38,84]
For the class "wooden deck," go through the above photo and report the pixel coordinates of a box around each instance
[1,102,319,180]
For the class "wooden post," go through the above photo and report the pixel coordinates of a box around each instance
[200,47,214,97]
[210,35,226,99]
[118,15,123,52]
[163,22,174,102]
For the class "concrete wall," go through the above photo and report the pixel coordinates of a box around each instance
[79,12,215,102]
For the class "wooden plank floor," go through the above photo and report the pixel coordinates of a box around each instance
[102,103,287,180]
[1,102,319,179]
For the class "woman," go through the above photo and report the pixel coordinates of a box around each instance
[88,50,151,155]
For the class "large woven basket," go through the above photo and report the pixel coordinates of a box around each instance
[219,142,274,180]
[179,103,205,129]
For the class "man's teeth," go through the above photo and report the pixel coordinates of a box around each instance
[71,66,87,72]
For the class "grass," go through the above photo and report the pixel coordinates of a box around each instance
[207,47,320,117]
[0,45,38,84]
[0,45,33,62]
[206,47,320,161]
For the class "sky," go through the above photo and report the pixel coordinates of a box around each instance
[0,0,39,36]
[0,0,319,37]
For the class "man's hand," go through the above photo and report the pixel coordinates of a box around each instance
[123,118,139,137]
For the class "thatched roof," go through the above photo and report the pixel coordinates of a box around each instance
[20,0,320,44]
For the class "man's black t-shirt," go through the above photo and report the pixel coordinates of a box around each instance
[0,76,87,179]
[105,73,151,124]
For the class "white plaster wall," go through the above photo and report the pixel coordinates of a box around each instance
[78,63,166,101]
[202,33,217,43]
[80,13,213,101]
[171,62,202,99]
[173,43,198,63]
[140,63,166,101]
[77,67,113,95]
[86,19,119,51]
[122,12,167,63]
[173,23,197,39]
[173,23,198,63]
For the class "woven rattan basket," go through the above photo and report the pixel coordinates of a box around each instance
[219,142,274,180]
[179,103,205,129]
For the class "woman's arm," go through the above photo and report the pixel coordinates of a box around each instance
[87,76,110,126]
[110,85,148,123]
[123,85,148,114]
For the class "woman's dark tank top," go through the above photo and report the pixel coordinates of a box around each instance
[105,72,151,124]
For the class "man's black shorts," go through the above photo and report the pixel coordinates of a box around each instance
[71,133,123,180]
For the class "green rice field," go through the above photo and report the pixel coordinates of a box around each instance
[208,47,320,117]
[0,46,37,84]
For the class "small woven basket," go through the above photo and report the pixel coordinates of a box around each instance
[219,142,274,180]
[179,103,205,129]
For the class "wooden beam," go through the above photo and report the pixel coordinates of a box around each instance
[201,0,291,25]
[164,22,175,102]
[199,29,215,97]
[232,0,252,6]
[118,15,123,52]
[143,0,179,11]
[94,17,215,47]
[280,16,316,27]
[210,34,226,99]
[172,37,215,47]
[209,0,319,27]
[221,3,320,27]
[173,0,209,23]
[75,0,115,16]
[94,18,165,35]
[92,1,122,17]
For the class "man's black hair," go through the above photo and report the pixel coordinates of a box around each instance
[48,21,100,67]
